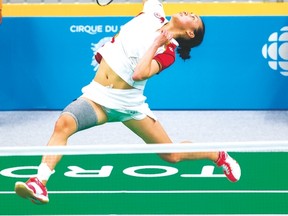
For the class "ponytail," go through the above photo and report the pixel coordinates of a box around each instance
[176,19,205,60]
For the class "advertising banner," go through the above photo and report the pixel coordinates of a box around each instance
[0,3,287,110]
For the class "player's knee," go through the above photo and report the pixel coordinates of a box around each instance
[159,153,181,163]
[53,114,76,136]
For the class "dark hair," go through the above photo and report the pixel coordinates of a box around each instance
[176,19,205,60]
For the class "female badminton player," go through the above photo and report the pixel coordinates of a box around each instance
[15,0,241,204]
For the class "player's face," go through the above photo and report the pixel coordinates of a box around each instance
[171,11,202,36]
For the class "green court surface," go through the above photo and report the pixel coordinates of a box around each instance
[0,152,287,215]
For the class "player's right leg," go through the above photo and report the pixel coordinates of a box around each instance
[14,112,77,205]
[15,97,108,204]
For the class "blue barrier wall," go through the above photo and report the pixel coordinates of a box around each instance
[0,4,288,110]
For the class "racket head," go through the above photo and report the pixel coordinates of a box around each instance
[96,0,114,6]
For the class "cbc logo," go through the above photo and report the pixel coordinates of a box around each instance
[262,26,288,76]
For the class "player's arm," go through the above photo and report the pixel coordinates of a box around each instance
[132,47,161,81]
[142,0,163,7]
[142,0,162,3]
[132,30,173,81]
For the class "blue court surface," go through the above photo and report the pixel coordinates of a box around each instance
[0,152,288,215]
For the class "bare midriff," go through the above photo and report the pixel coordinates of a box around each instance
[94,59,134,90]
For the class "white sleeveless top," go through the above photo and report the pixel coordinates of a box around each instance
[97,0,178,90]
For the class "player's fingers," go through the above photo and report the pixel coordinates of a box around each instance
[161,30,173,40]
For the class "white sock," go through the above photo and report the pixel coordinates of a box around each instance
[37,163,55,182]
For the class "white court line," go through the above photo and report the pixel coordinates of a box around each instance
[1,190,288,194]
[6,215,288,216]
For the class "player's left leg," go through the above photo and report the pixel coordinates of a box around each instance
[123,116,241,182]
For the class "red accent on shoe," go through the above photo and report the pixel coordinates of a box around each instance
[27,177,47,195]
[216,151,241,182]
[15,177,49,204]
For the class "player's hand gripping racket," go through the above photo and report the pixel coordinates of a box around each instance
[96,0,114,6]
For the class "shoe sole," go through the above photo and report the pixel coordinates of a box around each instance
[15,182,49,204]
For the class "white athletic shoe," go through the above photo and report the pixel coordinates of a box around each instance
[15,177,49,204]
[215,151,241,182]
